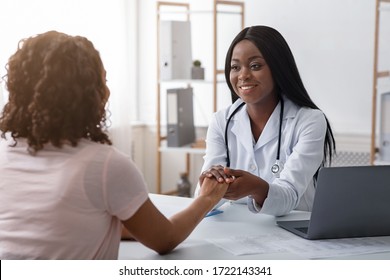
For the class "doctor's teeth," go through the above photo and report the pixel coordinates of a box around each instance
[241,86,254,90]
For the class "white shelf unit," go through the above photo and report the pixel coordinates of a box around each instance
[156,0,245,194]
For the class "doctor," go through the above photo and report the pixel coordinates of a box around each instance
[195,26,336,216]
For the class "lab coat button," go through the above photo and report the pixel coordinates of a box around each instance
[250,164,256,171]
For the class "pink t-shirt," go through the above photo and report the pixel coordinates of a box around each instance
[0,138,149,259]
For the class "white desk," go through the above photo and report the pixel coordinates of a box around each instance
[119,194,390,260]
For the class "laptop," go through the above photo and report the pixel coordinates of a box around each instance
[277,165,390,240]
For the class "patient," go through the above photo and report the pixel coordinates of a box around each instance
[0,31,228,259]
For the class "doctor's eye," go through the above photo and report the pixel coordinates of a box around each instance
[230,64,240,72]
[250,63,262,71]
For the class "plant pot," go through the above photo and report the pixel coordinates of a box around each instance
[191,67,205,80]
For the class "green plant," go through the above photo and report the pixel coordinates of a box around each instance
[193,60,202,67]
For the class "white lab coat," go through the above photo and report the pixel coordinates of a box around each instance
[195,97,327,216]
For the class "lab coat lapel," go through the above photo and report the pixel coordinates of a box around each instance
[230,107,254,155]
[255,102,281,150]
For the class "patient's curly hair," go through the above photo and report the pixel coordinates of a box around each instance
[0,31,112,152]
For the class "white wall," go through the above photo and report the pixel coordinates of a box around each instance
[0,0,137,155]
[245,0,390,136]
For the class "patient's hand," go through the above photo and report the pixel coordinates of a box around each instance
[199,165,235,187]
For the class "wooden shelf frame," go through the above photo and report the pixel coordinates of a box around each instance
[156,0,245,194]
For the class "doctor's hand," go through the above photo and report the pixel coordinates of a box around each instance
[199,165,235,187]
[222,168,269,205]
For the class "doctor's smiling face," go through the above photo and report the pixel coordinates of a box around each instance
[229,39,277,107]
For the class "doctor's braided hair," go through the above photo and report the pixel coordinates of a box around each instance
[224,25,336,167]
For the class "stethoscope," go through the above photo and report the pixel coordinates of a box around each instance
[224,98,285,177]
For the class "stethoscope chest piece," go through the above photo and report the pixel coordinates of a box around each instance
[271,160,283,178]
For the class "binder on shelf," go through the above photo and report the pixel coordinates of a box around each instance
[159,20,192,80]
[380,92,390,161]
[167,87,195,147]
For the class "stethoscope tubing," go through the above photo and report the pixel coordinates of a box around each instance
[225,102,246,167]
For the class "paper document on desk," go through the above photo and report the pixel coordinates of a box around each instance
[207,233,290,256]
[208,234,390,258]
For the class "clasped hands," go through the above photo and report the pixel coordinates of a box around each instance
[199,165,263,201]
